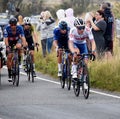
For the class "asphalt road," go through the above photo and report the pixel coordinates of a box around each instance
[0,67,120,119]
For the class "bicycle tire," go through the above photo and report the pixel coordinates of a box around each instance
[26,56,31,81]
[66,59,71,90]
[82,63,90,99]
[15,60,19,86]
[30,62,34,82]
[73,79,80,97]
[12,60,15,85]
[59,76,65,89]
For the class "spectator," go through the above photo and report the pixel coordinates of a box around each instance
[56,9,66,24]
[7,0,15,15]
[17,15,24,27]
[15,8,21,21]
[100,2,114,59]
[36,11,48,57]
[64,8,75,29]
[89,10,107,58]
[44,11,56,53]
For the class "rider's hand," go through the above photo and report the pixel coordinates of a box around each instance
[73,48,80,54]
[35,43,39,46]
[23,46,27,50]
[92,50,96,56]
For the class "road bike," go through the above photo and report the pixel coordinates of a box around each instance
[11,46,20,86]
[72,53,95,99]
[59,49,72,90]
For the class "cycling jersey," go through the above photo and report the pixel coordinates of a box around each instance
[24,24,34,39]
[4,25,24,41]
[53,27,70,49]
[23,24,34,50]
[69,27,93,44]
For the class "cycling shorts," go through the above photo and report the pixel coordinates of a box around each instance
[74,43,88,54]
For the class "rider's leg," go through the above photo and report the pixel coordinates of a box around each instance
[30,50,36,77]
[16,41,22,65]
[7,53,13,79]
[57,48,63,76]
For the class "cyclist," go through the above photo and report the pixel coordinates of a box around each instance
[23,17,39,77]
[69,18,96,79]
[4,17,26,82]
[53,21,71,76]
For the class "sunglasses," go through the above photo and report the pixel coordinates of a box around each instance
[25,23,31,26]
[77,26,85,30]
[10,24,16,26]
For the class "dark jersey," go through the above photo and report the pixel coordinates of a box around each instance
[53,27,70,49]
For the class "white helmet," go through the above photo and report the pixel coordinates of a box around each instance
[23,17,31,24]
[74,18,85,27]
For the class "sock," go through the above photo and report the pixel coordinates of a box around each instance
[58,63,62,72]
[33,63,35,71]
[73,65,77,72]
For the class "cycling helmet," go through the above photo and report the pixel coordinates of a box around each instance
[23,17,31,24]
[74,18,85,30]
[59,21,68,30]
[9,17,17,25]
[74,18,85,26]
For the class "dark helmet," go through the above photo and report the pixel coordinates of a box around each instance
[9,17,17,25]
[59,21,68,30]
[74,18,85,27]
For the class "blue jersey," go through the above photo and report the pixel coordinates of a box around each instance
[53,27,69,49]
[4,25,25,41]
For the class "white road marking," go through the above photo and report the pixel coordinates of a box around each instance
[3,66,120,99]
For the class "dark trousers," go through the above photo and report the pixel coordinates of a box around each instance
[41,39,47,57]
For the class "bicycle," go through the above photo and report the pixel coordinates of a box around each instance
[72,53,95,99]
[59,49,72,90]
[24,47,34,82]
[11,46,20,86]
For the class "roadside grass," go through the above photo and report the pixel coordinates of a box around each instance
[35,47,58,78]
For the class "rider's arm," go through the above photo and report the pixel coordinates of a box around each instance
[53,28,59,48]
[69,29,79,54]
[19,26,27,47]
[91,39,96,52]
[20,36,27,47]
[4,37,9,47]
[86,29,96,52]
[3,27,9,47]
[53,40,58,49]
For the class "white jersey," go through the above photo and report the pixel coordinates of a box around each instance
[69,27,94,44]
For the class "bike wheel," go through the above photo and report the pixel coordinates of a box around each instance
[26,56,31,81]
[15,61,19,86]
[82,64,90,99]
[73,79,80,97]
[66,59,71,90]
[30,63,34,82]
[27,64,30,81]
[12,72,15,85]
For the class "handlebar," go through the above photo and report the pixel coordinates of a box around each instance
[77,53,96,61]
